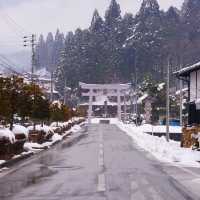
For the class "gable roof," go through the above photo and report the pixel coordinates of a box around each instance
[175,61,200,77]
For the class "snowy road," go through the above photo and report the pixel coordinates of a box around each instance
[0,124,198,200]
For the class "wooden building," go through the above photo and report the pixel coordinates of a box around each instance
[176,62,200,148]
[177,62,200,125]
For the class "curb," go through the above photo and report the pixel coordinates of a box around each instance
[0,152,34,168]
[0,123,86,169]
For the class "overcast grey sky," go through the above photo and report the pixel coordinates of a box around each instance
[0,0,184,53]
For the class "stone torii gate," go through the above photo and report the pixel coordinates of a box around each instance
[79,82,130,123]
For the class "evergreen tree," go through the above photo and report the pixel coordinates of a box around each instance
[181,0,200,65]
[53,29,65,69]
[35,34,47,70]
[46,32,54,72]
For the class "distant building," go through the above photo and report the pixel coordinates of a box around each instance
[23,72,60,102]
[176,62,200,125]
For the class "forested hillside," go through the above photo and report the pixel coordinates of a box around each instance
[35,0,200,94]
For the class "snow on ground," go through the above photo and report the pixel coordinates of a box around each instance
[51,133,62,142]
[24,133,63,152]
[0,128,15,143]
[24,142,45,152]
[0,160,5,165]
[71,125,81,133]
[12,125,29,138]
[91,118,200,167]
[117,122,200,167]
[24,118,84,152]
[140,124,182,134]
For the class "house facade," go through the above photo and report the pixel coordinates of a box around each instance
[177,62,200,125]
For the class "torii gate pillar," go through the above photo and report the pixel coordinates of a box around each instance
[88,89,93,124]
[117,89,121,121]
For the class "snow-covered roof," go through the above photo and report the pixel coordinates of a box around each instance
[175,61,200,77]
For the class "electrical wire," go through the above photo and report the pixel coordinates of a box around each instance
[0,2,31,38]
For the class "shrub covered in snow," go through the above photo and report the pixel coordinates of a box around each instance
[0,128,15,144]
[27,125,54,137]
[12,125,29,139]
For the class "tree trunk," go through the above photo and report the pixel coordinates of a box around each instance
[9,114,14,131]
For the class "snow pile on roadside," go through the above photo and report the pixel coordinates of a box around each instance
[0,128,15,143]
[117,122,200,167]
[41,133,63,147]
[51,133,62,142]
[50,121,70,128]
[0,160,5,165]
[141,124,182,134]
[24,142,45,152]
[71,125,81,133]
[12,125,29,138]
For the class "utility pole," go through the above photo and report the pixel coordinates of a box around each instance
[24,34,37,130]
[50,70,54,102]
[166,57,170,142]
[179,59,183,127]
[124,92,127,122]
[134,48,138,126]
[31,34,36,83]
[23,34,36,83]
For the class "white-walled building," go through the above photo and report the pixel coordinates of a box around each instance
[177,62,200,125]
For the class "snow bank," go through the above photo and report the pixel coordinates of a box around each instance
[51,133,62,142]
[117,122,200,167]
[71,125,81,133]
[24,142,45,152]
[12,125,28,138]
[0,160,5,165]
[0,128,15,143]
[141,124,182,134]
[50,121,70,128]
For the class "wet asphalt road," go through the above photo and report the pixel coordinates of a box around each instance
[0,124,198,200]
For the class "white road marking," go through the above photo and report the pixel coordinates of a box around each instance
[97,131,106,193]
[97,173,106,192]
[148,187,163,200]
[99,149,104,157]
[98,152,104,168]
